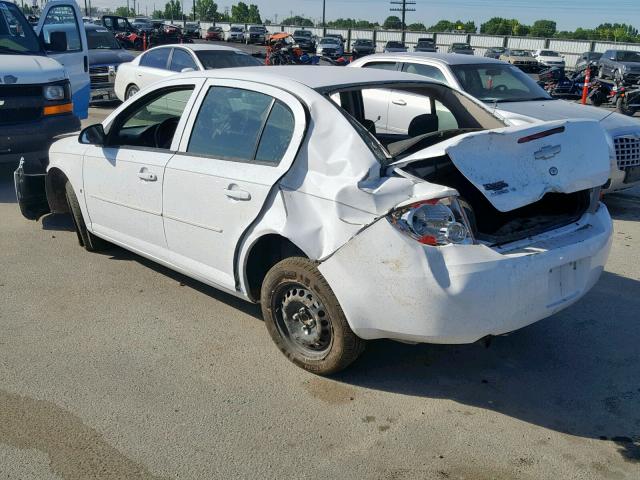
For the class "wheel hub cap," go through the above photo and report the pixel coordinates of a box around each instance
[279,286,331,352]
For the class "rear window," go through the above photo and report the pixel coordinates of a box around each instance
[195,50,262,69]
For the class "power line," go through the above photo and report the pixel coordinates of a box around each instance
[390,0,415,42]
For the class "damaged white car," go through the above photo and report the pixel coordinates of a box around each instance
[16,67,613,374]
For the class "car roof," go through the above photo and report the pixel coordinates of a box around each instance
[353,52,505,66]
[148,43,246,53]
[178,66,432,91]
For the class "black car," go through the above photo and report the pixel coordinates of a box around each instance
[484,47,506,59]
[448,42,474,55]
[183,22,201,39]
[352,39,376,58]
[292,30,316,52]
[575,52,602,73]
[85,24,135,102]
[414,38,437,52]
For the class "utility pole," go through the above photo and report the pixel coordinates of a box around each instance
[390,0,415,43]
[321,0,325,27]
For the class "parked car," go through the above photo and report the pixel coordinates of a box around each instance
[292,30,316,52]
[85,24,135,103]
[102,15,137,34]
[22,67,613,374]
[225,25,245,42]
[575,52,602,73]
[316,37,344,58]
[414,38,437,52]
[245,25,267,44]
[499,49,538,72]
[598,49,640,83]
[114,44,262,101]
[205,26,224,41]
[448,43,474,55]
[384,41,407,53]
[130,17,154,34]
[484,47,506,59]
[533,49,565,69]
[352,39,376,57]
[325,33,344,45]
[183,22,201,39]
[348,52,640,193]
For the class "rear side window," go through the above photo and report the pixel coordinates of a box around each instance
[363,61,398,71]
[196,51,262,69]
[188,87,295,165]
[140,48,170,69]
[402,63,448,84]
[170,48,198,72]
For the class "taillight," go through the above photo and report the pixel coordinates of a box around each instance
[387,196,472,246]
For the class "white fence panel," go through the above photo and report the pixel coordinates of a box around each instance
[548,39,591,54]
[404,31,433,44]
[351,29,374,40]
[506,37,546,50]
[594,42,640,52]
[436,33,468,45]
[470,35,503,48]
[266,24,282,34]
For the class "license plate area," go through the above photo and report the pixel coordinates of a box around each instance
[547,260,582,308]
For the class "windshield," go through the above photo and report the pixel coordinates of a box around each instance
[196,50,262,69]
[616,51,640,62]
[87,28,120,49]
[355,39,373,45]
[387,42,404,47]
[294,31,311,37]
[250,26,266,32]
[453,44,471,49]
[417,40,434,45]
[0,1,42,54]
[451,63,553,103]
[509,50,531,57]
[539,50,559,56]
[321,38,339,44]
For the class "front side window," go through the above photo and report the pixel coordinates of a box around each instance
[0,1,41,53]
[140,48,170,69]
[188,86,294,165]
[41,5,82,52]
[109,87,194,149]
[403,63,448,84]
[170,48,198,72]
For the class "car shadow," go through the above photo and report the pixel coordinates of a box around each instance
[604,193,640,222]
[100,246,263,321]
[41,213,75,231]
[332,270,640,462]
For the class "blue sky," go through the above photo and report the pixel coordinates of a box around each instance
[96,0,640,30]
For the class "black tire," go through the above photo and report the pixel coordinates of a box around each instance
[614,70,623,82]
[65,181,110,252]
[261,257,365,375]
[616,97,637,116]
[598,66,605,79]
[125,84,139,100]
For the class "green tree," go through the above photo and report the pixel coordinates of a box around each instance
[231,2,249,22]
[281,15,313,26]
[114,6,135,17]
[151,10,164,19]
[195,0,219,21]
[407,22,426,31]
[480,17,527,36]
[247,4,262,24]
[383,16,402,29]
[530,20,556,37]
[163,0,182,21]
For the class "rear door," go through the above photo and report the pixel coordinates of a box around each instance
[36,0,89,119]
[162,79,306,289]
[136,47,174,89]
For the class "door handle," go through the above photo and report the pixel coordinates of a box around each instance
[392,98,407,106]
[223,187,251,201]
[137,170,157,181]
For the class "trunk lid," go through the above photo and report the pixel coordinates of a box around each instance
[390,119,610,212]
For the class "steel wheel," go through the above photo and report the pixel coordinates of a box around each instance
[272,283,333,360]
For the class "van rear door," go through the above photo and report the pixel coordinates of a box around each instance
[36,0,89,119]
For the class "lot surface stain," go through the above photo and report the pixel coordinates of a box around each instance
[303,377,358,405]
[0,389,166,479]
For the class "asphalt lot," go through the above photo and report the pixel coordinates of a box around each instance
[1,90,640,479]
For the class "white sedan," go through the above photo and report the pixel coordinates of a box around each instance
[114,44,262,101]
[21,67,613,374]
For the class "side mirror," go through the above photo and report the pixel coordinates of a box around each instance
[180,67,195,73]
[79,124,106,146]
[47,31,68,52]
[610,56,616,61]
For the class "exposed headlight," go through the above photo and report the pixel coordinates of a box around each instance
[44,85,65,101]
[387,196,472,246]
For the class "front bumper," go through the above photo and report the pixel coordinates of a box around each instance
[90,84,117,102]
[319,204,612,344]
[0,113,80,165]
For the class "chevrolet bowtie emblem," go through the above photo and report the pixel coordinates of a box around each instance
[534,144,561,160]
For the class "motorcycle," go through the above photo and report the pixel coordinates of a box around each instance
[538,65,597,98]
[610,82,640,116]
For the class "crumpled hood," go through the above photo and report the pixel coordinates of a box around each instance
[496,100,640,130]
[88,49,136,65]
[0,54,66,84]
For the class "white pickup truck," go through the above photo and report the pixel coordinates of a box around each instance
[2,0,90,218]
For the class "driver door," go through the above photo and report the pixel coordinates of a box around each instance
[82,83,202,253]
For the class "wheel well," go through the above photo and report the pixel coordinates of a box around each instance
[45,168,70,213]
[126,83,138,95]
[244,234,306,302]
